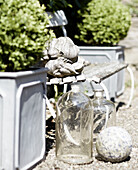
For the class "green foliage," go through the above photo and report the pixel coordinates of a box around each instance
[64,0,91,45]
[75,0,131,46]
[54,85,63,102]
[0,0,55,72]
[39,0,71,12]
[38,0,91,43]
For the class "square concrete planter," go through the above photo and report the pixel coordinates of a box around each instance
[0,68,47,170]
[78,46,125,99]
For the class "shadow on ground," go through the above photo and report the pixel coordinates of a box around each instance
[116,102,126,112]
[46,116,56,156]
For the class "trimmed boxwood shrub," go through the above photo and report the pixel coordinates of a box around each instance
[75,0,131,46]
[0,0,55,72]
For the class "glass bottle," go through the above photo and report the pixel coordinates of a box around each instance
[92,89,116,144]
[56,87,93,164]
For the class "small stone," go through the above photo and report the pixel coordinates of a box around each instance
[96,126,132,163]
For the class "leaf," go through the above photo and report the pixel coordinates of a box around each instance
[75,0,131,46]
[0,0,55,72]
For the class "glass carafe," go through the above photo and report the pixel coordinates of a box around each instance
[92,89,116,143]
[56,88,93,164]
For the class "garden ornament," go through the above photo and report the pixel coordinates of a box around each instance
[96,126,132,163]
[44,37,89,77]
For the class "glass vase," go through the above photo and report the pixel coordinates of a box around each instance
[92,89,116,143]
[56,89,93,164]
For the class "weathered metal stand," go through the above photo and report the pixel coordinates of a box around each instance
[46,10,67,37]
[46,62,134,118]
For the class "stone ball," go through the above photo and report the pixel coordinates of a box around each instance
[96,126,132,163]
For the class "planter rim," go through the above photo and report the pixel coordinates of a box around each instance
[0,67,48,78]
[79,45,125,50]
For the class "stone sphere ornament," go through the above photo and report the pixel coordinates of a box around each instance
[96,126,132,163]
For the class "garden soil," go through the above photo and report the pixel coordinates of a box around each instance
[33,17,138,170]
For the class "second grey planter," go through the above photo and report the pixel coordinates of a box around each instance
[0,68,47,170]
[78,46,125,99]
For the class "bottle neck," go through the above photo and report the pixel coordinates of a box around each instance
[94,89,104,99]
[71,85,80,93]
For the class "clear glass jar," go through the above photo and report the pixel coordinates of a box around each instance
[56,88,93,164]
[92,89,116,143]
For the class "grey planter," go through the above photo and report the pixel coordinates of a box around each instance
[78,46,125,99]
[0,68,47,170]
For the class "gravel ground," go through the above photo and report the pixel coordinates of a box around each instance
[33,17,138,170]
